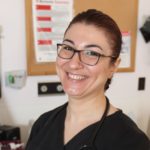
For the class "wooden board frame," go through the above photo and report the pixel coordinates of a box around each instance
[25,0,56,75]
[25,0,138,75]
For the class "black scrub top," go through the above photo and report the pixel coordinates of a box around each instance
[25,103,150,150]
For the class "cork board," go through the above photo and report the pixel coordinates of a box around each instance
[74,0,138,72]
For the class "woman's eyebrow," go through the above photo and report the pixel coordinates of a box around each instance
[63,39,74,45]
[85,44,103,51]
[63,40,103,51]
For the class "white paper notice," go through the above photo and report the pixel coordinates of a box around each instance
[119,32,131,68]
[32,0,73,63]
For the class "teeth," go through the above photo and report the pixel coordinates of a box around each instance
[68,73,85,80]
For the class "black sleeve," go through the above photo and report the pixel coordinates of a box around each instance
[102,111,150,150]
[113,129,150,150]
[25,113,50,150]
[111,116,150,150]
[25,103,67,150]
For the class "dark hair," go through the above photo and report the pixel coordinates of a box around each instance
[65,9,122,91]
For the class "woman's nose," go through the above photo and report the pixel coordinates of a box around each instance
[68,53,83,69]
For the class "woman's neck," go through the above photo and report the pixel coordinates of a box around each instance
[66,94,106,123]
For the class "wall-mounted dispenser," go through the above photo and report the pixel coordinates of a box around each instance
[5,70,26,89]
[140,16,150,43]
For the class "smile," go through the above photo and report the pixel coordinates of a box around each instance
[68,73,86,80]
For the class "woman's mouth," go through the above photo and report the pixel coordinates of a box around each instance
[68,73,86,80]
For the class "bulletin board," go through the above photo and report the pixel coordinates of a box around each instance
[74,0,138,72]
[25,0,56,75]
[25,0,138,75]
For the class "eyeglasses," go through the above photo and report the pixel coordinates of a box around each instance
[57,43,117,66]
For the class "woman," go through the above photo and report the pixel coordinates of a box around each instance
[25,9,150,150]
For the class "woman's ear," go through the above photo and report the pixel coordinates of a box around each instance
[113,57,121,72]
[108,57,121,78]
[55,57,60,76]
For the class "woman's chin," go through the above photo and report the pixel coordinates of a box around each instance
[63,86,86,98]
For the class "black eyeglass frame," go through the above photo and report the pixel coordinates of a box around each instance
[57,43,117,66]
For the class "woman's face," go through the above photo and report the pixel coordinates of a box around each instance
[56,23,119,98]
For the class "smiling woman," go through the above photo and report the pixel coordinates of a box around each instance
[25,9,150,150]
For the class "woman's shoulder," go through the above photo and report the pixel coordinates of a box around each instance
[25,102,68,148]
[106,110,146,135]
[103,110,150,150]
[38,102,67,120]
[32,102,67,131]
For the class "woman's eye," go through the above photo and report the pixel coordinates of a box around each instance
[85,50,99,56]
[63,45,74,51]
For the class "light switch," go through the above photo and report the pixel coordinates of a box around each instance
[138,77,145,90]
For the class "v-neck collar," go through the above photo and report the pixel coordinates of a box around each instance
[59,104,100,150]
[58,102,122,150]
